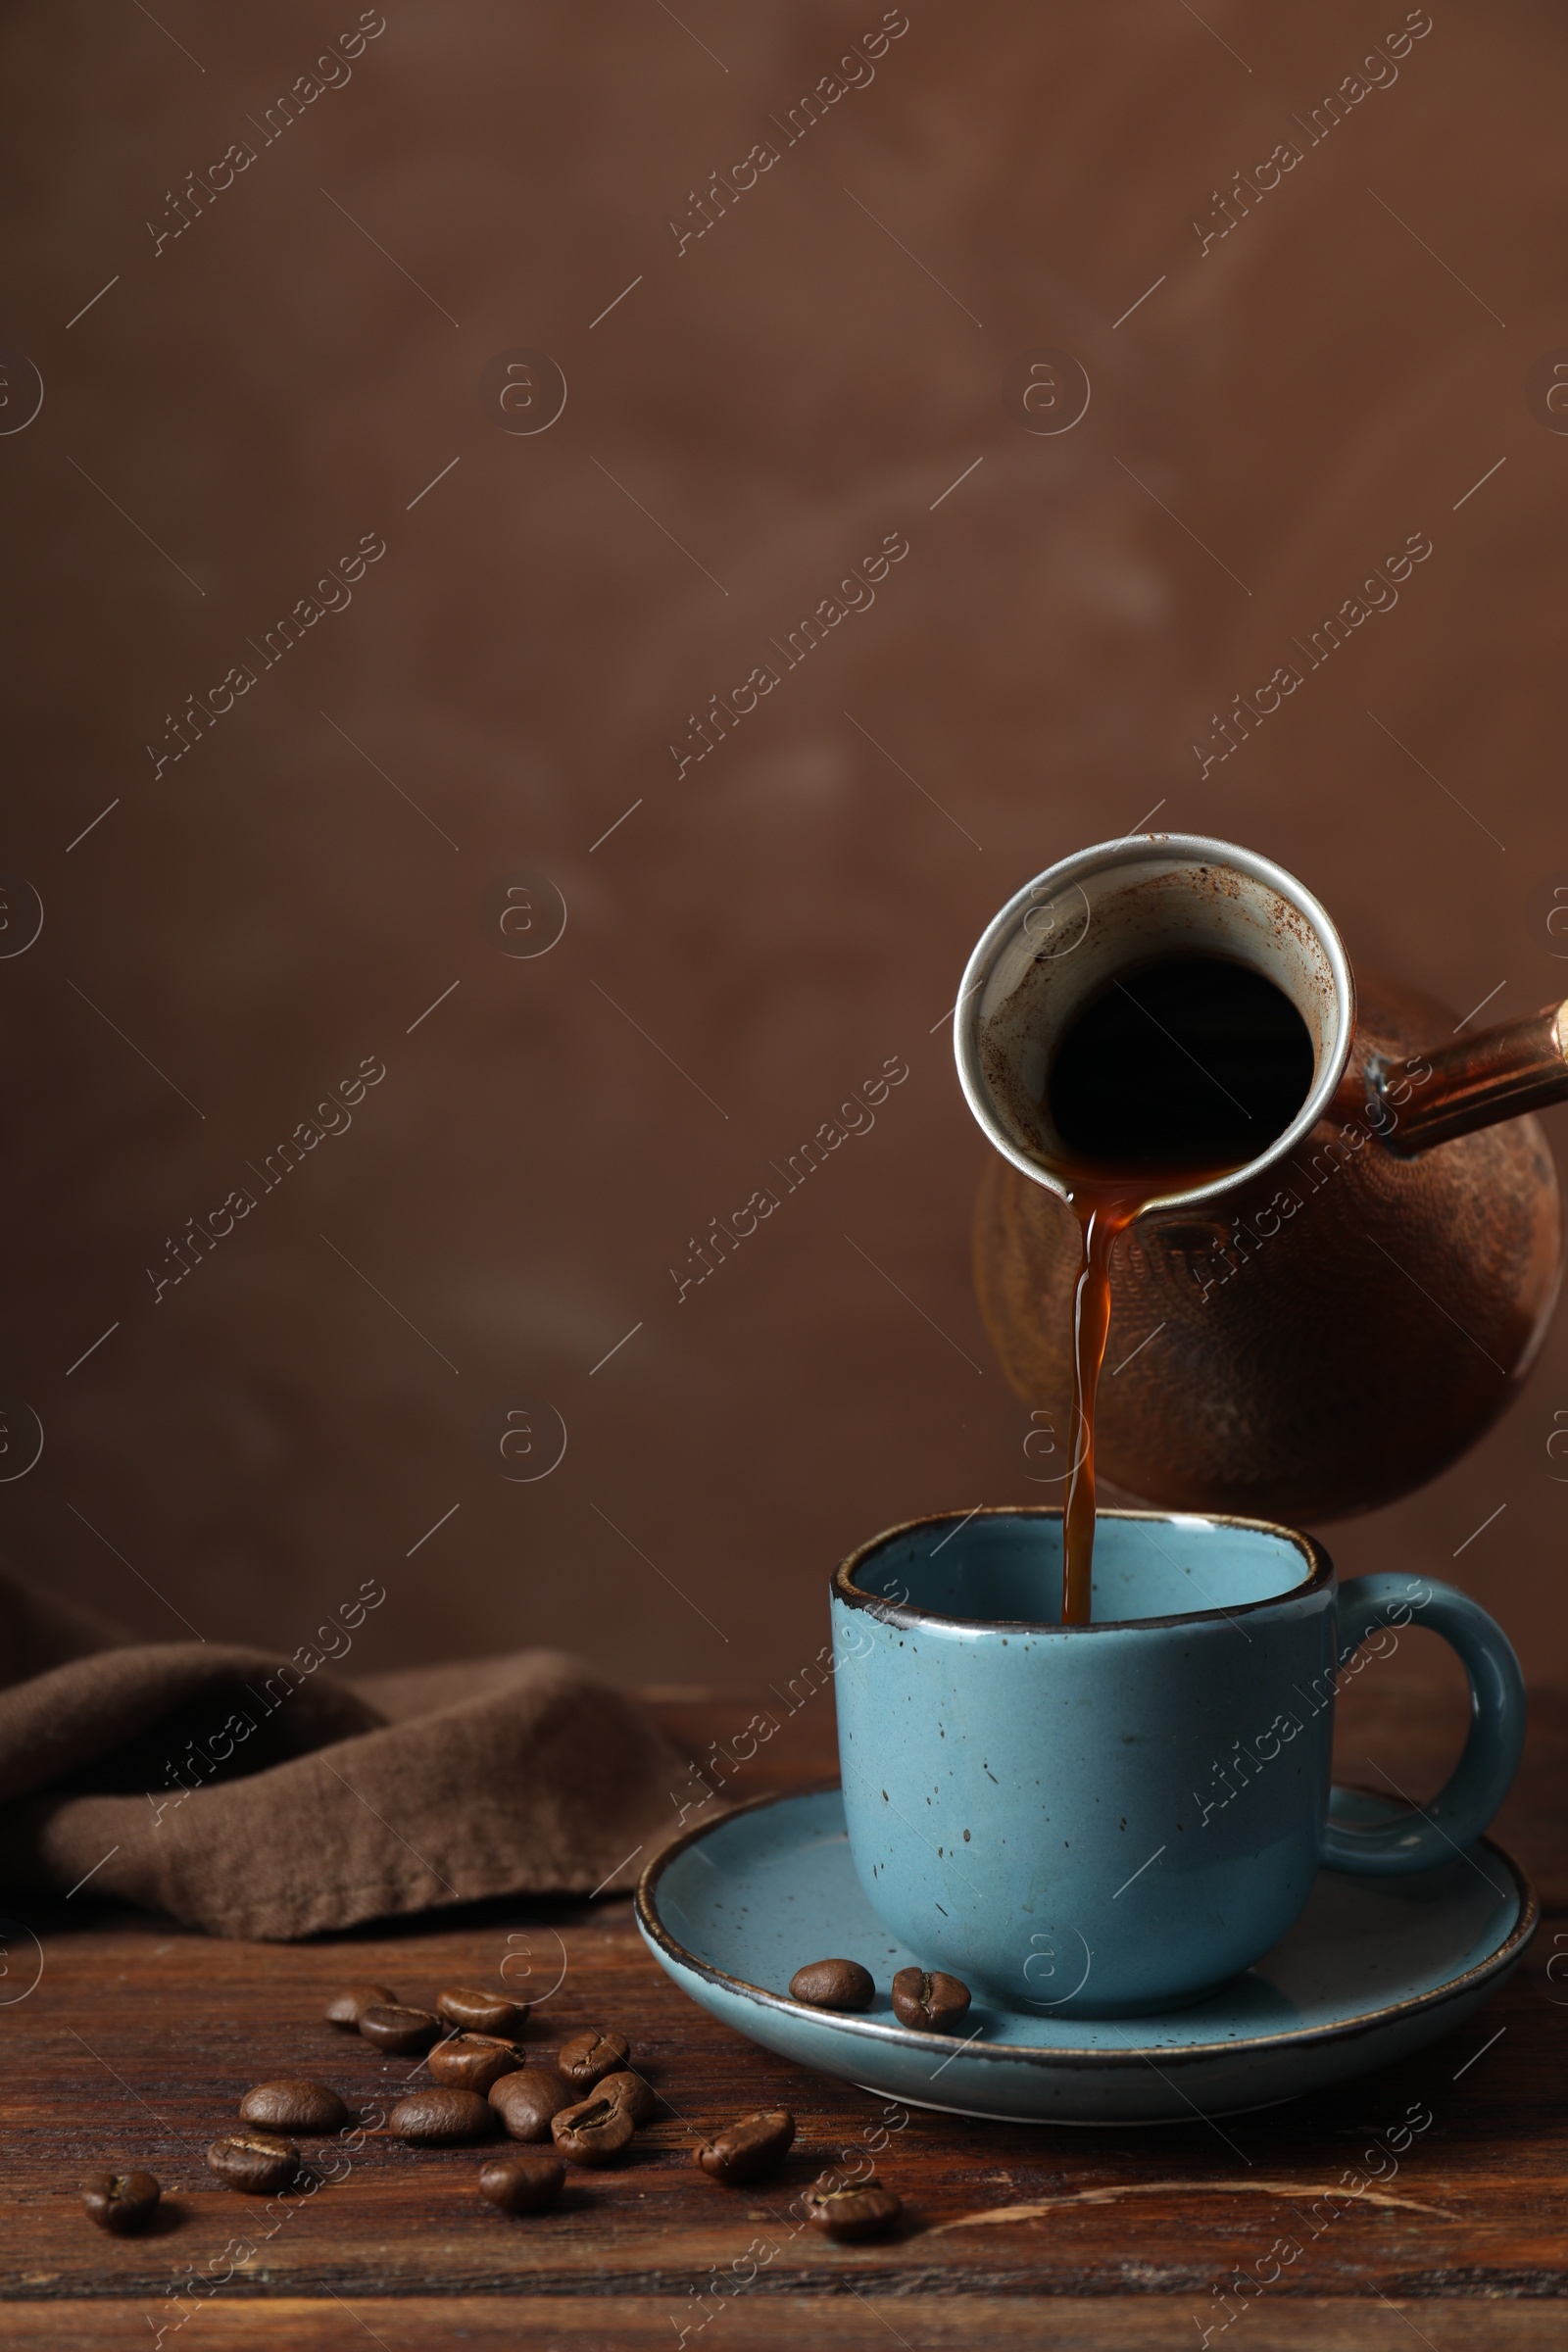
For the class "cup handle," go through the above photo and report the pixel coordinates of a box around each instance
[1318,1573,1526,1875]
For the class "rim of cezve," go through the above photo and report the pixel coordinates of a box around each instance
[952,831,1358,1222]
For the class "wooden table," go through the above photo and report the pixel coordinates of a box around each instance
[4,1684,1565,2348]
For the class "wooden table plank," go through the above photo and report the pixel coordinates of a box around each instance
[1,1687,1562,2348]
[5,1916,1563,2296]
[9,2295,1568,2349]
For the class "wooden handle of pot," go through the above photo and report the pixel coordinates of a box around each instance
[1377,998,1568,1152]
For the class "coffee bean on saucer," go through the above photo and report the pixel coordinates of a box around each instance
[890,1966,971,2034]
[81,2171,161,2233]
[477,2149,565,2214]
[490,2069,574,2142]
[389,2087,496,2144]
[429,2034,525,2094]
[437,1985,529,2036]
[551,2092,635,2166]
[789,1958,874,2012]
[239,2081,349,2134]
[208,2133,300,2194]
[803,2171,903,2241]
[325,1983,397,2030]
[695,2110,796,2185]
[558,2027,630,2086]
[358,2003,440,2054]
[598,2069,655,2126]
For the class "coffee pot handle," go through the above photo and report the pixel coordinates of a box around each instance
[1376,997,1568,1152]
[1319,1574,1526,1875]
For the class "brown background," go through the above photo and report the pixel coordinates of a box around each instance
[2,0,1565,1703]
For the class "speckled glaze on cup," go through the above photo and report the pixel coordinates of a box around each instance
[830,1507,1524,2015]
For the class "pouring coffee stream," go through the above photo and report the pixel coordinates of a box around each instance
[1048,954,1317,1620]
[956,837,1568,1600]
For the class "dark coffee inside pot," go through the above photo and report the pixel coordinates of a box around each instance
[1048,954,1315,1173]
[1049,955,1314,1624]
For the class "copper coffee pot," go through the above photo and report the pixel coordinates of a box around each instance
[957,836,1567,1520]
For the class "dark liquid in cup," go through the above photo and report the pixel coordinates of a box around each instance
[1046,956,1315,1622]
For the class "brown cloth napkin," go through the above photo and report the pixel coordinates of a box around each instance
[0,1565,681,1939]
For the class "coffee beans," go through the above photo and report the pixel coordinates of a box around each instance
[208,2132,300,2194]
[325,1983,397,2030]
[82,1955,714,2238]
[490,2069,574,2142]
[696,2110,796,2185]
[81,2170,161,2233]
[789,1958,875,2012]
[239,2080,349,2134]
[558,2027,630,2086]
[437,1985,528,2037]
[803,2171,904,2241]
[477,2150,565,2214]
[358,2003,441,2054]
[429,2034,525,2094]
[551,2092,635,2166]
[598,2069,655,2126]
[890,1966,971,2034]
[389,2087,497,2144]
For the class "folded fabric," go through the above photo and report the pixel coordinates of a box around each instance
[0,1564,680,1939]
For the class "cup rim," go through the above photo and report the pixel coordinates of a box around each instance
[952,831,1357,1220]
[832,1504,1332,1635]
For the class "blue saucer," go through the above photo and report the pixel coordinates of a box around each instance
[635,1786,1535,2124]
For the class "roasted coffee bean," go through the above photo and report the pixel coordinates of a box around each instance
[597,2069,655,2126]
[557,2027,630,2086]
[695,2109,796,2185]
[803,2171,903,2242]
[788,1957,874,2012]
[207,2132,300,2195]
[551,2092,635,2166]
[429,2034,525,2094]
[889,1966,971,2034]
[239,2080,349,2134]
[358,2003,441,2054]
[389,2087,496,2144]
[490,2068,574,2142]
[477,2150,565,2214]
[325,1982,397,2030]
[437,1984,529,2036]
[81,2170,161,2234]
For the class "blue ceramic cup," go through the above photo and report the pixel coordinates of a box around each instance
[830,1507,1524,2015]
